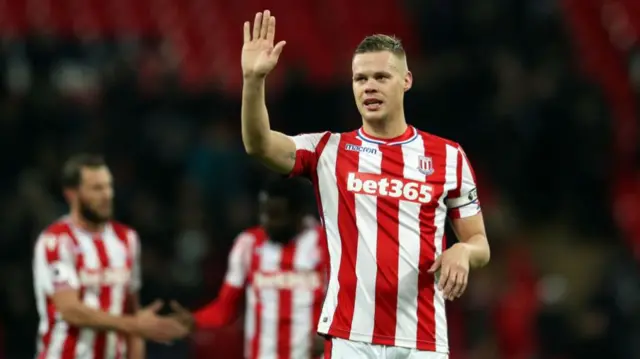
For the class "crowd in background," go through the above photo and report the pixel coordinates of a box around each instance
[0,0,638,358]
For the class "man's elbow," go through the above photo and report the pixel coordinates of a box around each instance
[243,143,265,157]
[474,243,491,268]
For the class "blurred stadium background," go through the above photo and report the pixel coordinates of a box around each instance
[0,0,639,358]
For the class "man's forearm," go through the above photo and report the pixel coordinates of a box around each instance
[241,76,272,155]
[59,304,137,334]
[458,234,490,268]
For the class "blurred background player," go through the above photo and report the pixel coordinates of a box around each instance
[169,178,328,359]
[240,11,490,359]
[32,154,187,359]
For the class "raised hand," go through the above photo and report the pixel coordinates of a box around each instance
[132,300,189,343]
[428,243,470,301]
[241,10,286,79]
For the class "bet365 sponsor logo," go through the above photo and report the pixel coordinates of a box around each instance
[346,172,434,203]
[253,271,321,290]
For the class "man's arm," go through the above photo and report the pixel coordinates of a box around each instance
[52,289,138,334]
[240,11,296,174]
[241,76,297,174]
[450,213,490,269]
[191,285,244,328]
[170,232,254,330]
[430,145,490,300]
[35,233,183,342]
[445,145,490,268]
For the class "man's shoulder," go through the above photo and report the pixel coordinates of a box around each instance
[35,219,73,255]
[40,218,72,237]
[414,128,460,148]
[234,226,265,247]
[109,220,136,235]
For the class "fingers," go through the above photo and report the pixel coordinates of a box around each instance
[243,21,250,43]
[437,266,450,292]
[452,272,468,299]
[266,15,276,43]
[145,299,164,313]
[440,267,468,300]
[272,41,286,57]
[153,318,189,342]
[170,300,188,314]
[259,10,270,40]
[428,256,442,273]
[252,12,262,40]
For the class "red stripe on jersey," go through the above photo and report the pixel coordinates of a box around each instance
[310,133,332,225]
[323,337,333,359]
[249,233,267,359]
[415,134,446,350]
[92,235,112,359]
[329,134,361,335]
[277,243,296,359]
[61,225,83,359]
[372,145,404,342]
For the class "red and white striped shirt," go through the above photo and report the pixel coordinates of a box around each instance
[194,225,327,359]
[33,218,141,359]
[289,126,481,354]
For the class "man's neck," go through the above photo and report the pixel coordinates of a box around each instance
[70,212,105,233]
[362,114,408,139]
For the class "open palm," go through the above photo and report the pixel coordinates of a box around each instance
[242,10,286,78]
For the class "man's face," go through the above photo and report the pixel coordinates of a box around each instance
[259,196,297,244]
[352,51,412,123]
[74,166,114,224]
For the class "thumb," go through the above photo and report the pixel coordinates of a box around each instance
[271,41,286,57]
[428,256,442,273]
[170,300,187,314]
[145,299,164,313]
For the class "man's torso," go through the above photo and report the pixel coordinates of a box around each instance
[33,218,139,359]
[309,128,462,353]
[242,226,327,359]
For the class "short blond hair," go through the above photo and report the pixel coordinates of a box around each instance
[354,34,405,57]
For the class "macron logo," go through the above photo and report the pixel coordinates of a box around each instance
[345,144,377,155]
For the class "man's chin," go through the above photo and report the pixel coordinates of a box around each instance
[362,112,387,122]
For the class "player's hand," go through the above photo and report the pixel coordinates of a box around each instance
[169,300,195,332]
[428,243,470,301]
[241,10,286,79]
[132,300,189,343]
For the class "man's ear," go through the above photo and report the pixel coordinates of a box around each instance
[404,71,413,92]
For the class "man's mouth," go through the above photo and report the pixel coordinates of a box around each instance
[363,98,383,110]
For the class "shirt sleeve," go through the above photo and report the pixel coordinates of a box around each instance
[288,132,330,178]
[128,230,142,293]
[446,145,481,219]
[222,232,255,288]
[33,232,80,294]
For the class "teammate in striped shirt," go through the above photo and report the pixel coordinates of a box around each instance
[239,11,491,359]
[32,154,187,359]
[168,179,328,359]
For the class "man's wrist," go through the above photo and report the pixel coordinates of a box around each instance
[243,73,267,83]
[119,315,140,336]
